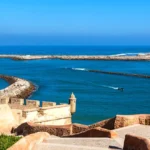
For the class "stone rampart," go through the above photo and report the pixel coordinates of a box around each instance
[0,97,72,125]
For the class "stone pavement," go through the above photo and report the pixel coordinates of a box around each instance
[114,124,150,139]
[33,138,123,150]
[33,124,150,150]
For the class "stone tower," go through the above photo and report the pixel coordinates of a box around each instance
[69,92,76,115]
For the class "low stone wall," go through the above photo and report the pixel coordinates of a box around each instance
[114,115,150,129]
[65,127,118,138]
[123,134,150,150]
[72,123,89,134]
[88,115,150,130]
[89,117,115,130]
[14,122,72,137]
[0,75,35,99]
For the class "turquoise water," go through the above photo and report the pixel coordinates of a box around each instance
[0,46,150,124]
[0,78,8,89]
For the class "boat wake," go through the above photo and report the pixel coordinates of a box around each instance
[101,85,119,90]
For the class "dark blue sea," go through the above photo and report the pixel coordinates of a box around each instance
[0,45,150,125]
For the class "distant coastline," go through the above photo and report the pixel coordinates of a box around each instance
[0,54,150,61]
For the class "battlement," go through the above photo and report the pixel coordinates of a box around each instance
[0,94,76,126]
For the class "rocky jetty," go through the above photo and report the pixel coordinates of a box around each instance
[0,75,35,99]
[0,54,150,61]
[88,69,150,79]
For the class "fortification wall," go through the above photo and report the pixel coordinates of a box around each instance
[0,75,74,126]
[0,97,72,125]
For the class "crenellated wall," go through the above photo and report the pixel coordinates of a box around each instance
[0,97,72,126]
[0,75,75,126]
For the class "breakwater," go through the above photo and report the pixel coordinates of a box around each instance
[0,75,36,99]
[0,54,150,61]
[87,70,150,79]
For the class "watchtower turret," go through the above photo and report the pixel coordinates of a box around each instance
[69,92,76,115]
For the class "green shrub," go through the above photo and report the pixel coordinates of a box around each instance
[0,134,21,150]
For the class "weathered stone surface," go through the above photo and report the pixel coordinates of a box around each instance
[0,97,10,104]
[14,122,72,137]
[36,117,72,126]
[114,115,139,129]
[12,109,22,125]
[42,101,56,107]
[72,123,89,134]
[89,118,115,130]
[38,104,71,125]
[0,75,35,99]
[26,100,40,107]
[66,127,118,138]
[0,104,17,134]
[7,132,50,150]
[139,115,150,125]
[123,134,150,150]
[22,109,39,122]
[11,98,24,105]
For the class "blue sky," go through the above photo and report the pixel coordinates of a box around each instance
[0,0,150,45]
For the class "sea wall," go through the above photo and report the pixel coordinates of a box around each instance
[0,54,150,61]
[0,75,35,99]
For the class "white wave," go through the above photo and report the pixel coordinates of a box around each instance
[110,52,149,57]
[71,68,88,71]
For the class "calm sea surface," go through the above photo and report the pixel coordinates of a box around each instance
[0,45,150,124]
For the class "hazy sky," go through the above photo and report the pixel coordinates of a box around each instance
[0,0,150,45]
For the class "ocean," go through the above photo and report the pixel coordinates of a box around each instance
[0,45,150,125]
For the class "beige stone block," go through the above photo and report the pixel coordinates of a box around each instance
[11,98,24,105]
[22,109,39,121]
[26,100,40,107]
[42,101,56,107]
[39,105,71,120]
[0,97,10,104]
[36,117,72,125]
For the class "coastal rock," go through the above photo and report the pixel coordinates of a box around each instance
[7,132,50,150]
[123,134,150,150]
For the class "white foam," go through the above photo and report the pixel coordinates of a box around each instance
[71,68,88,71]
[101,85,119,90]
[110,52,149,57]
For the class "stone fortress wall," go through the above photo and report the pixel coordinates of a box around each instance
[0,75,76,126]
[0,96,73,126]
